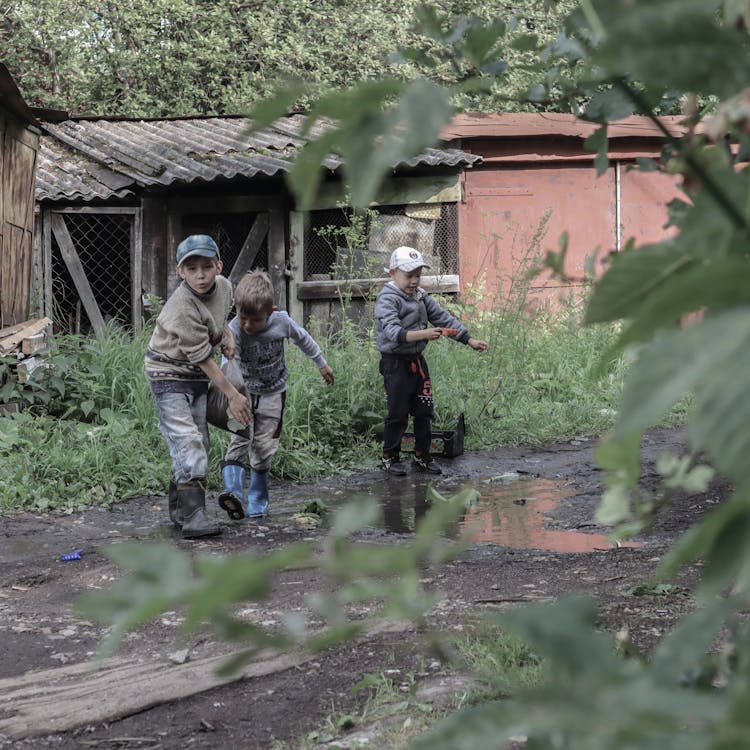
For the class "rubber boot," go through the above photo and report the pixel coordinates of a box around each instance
[178,481,222,539]
[246,469,269,518]
[218,461,246,521]
[168,475,183,529]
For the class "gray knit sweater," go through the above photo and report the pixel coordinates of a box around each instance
[145,276,233,386]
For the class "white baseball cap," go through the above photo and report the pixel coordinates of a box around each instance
[386,246,431,273]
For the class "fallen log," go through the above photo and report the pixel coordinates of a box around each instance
[0,621,410,739]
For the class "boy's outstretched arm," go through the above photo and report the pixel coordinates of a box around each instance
[319,364,334,385]
[468,337,490,352]
[197,357,251,425]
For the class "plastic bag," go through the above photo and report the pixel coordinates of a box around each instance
[206,358,250,437]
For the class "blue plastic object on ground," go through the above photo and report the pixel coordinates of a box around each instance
[60,548,83,561]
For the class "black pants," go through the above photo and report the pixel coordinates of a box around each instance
[380,354,434,458]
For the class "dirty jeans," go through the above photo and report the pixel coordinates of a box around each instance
[152,390,210,484]
[224,391,285,471]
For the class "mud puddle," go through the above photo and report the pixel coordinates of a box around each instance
[320,473,638,553]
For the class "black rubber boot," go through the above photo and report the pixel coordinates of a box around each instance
[168,476,183,529]
[178,481,222,539]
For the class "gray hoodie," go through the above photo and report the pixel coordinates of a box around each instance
[374,281,470,356]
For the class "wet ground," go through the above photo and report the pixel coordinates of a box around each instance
[0,426,725,749]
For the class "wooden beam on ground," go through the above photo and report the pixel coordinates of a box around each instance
[0,621,409,739]
[50,213,106,333]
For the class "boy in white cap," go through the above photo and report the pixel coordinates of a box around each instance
[374,246,489,475]
[145,234,250,538]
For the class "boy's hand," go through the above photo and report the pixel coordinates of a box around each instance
[422,328,443,341]
[468,338,490,352]
[228,391,251,426]
[319,365,335,385]
[221,326,236,359]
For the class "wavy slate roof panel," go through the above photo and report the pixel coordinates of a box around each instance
[37,115,481,202]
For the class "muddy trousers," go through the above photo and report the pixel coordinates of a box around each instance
[380,354,434,459]
[223,391,285,471]
[151,388,210,483]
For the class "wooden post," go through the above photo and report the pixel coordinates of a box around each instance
[288,211,305,324]
[268,209,286,310]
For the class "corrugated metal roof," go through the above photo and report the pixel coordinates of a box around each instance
[37,114,481,203]
[441,112,687,140]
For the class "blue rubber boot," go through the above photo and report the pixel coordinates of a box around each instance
[218,461,246,520]
[246,469,269,518]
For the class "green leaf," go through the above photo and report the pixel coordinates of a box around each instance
[583,124,609,175]
[608,256,750,354]
[584,242,696,325]
[650,597,741,685]
[75,542,195,655]
[584,87,635,121]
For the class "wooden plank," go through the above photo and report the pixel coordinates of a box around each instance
[0,317,52,354]
[288,211,306,323]
[228,213,270,286]
[50,213,106,333]
[0,648,313,739]
[0,621,409,739]
[296,274,460,301]
[310,174,461,211]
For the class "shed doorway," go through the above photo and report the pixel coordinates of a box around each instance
[44,207,141,335]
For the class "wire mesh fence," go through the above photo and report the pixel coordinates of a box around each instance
[50,212,133,334]
[304,203,458,280]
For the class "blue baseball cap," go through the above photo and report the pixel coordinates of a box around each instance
[176,234,219,265]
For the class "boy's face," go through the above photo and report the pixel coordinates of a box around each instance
[389,267,423,294]
[237,310,271,335]
[177,256,222,295]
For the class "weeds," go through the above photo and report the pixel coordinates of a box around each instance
[0,290,641,512]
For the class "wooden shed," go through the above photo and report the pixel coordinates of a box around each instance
[34,114,479,335]
[441,113,685,307]
[0,63,42,326]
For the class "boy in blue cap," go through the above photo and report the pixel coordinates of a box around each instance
[145,234,250,538]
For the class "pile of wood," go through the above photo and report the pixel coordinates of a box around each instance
[0,317,53,383]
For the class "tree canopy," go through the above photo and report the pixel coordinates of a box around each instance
[0,0,576,116]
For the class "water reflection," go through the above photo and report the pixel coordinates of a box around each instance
[381,482,430,533]
[457,477,640,552]
[374,475,639,552]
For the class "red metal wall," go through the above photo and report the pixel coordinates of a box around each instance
[449,114,684,309]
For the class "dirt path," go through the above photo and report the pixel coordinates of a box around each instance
[0,426,721,749]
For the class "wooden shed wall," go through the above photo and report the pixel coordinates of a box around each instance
[0,111,38,326]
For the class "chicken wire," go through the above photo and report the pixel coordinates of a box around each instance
[304,203,458,280]
[50,212,134,334]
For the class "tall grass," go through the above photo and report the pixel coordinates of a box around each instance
[0,267,644,513]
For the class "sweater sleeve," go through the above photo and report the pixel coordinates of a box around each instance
[285,314,328,368]
[423,294,470,344]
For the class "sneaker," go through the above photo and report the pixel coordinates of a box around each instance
[413,455,443,474]
[382,456,407,476]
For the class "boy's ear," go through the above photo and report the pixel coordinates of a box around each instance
[216,259,224,273]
